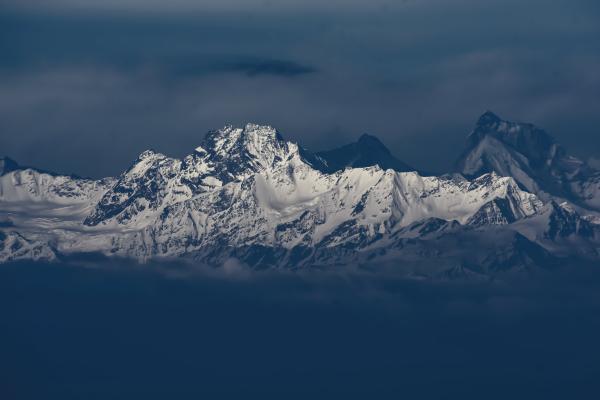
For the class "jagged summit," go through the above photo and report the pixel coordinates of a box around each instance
[200,123,283,152]
[467,111,558,164]
[197,124,298,161]
[459,111,564,175]
[316,133,414,173]
[194,123,319,179]
[137,149,164,160]
[476,110,502,127]
[456,112,600,210]
[357,133,384,145]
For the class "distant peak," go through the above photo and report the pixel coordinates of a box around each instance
[357,133,388,150]
[316,133,414,173]
[0,156,17,164]
[358,133,376,140]
[0,156,19,175]
[477,111,502,126]
[358,133,382,144]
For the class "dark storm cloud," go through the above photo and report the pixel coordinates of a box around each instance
[220,59,316,77]
[0,0,599,177]
[164,57,317,79]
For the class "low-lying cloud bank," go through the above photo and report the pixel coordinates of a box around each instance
[1,260,600,399]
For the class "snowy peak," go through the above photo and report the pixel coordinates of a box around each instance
[84,123,321,227]
[316,133,414,173]
[467,111,559,167]
[137,149,163,161]
[201,123,283,157]
[0,160,112,205]
[196,123,316,178]
[456,112,600,210]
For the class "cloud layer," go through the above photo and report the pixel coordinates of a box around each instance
[0,1,599,177]
[2,260,600,399]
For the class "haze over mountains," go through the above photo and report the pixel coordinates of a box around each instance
[1,112,599,277]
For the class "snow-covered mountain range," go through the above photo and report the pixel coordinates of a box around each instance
[1,113,599,277]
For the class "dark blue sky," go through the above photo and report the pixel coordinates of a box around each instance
[1,0,599,177]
